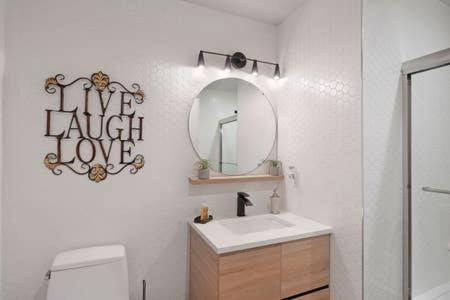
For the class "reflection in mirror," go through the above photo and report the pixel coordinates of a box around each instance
[189,78,277,175]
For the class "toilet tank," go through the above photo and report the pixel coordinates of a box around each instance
[47,245,129,300]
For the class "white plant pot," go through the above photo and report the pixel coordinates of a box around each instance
[198,169,210,179]
[269,166,279,176]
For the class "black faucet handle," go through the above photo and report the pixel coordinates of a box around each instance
[236,192,252,217]
[237,192,250,198]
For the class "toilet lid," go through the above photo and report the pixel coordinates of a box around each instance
[51,245,126,271]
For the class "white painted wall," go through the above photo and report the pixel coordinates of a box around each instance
[277,0,362,299]
[363,0,450,299]
[2,1,279,299]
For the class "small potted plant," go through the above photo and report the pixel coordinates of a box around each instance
[197,159,210,179]
[269,160,282,176]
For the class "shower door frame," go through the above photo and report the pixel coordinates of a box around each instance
[402,48,450,300]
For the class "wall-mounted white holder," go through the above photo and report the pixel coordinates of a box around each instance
[287,166,297,180]
[287,166,299,188]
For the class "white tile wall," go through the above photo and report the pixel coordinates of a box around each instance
[2,0,366,299]
[278,0,362,299]
[2,1,279,299]
[363,0,450,299]
[363,2,404,299]
[0,0,4,297]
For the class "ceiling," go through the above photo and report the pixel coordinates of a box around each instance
[441,0,450,6]
[182,0,306,25]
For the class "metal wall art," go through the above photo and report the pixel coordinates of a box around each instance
[43,71,145,182]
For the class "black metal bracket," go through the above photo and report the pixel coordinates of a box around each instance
[198,50,280,78]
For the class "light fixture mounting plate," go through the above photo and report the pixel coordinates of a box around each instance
[231,52,247,69]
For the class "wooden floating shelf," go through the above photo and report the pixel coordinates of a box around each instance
[189,174,284,185]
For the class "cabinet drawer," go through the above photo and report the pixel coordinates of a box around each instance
[281,235,330,298]
[219,244,281,300]
[291,288,330,300]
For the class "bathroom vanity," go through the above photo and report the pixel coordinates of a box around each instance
[189,213,332,300]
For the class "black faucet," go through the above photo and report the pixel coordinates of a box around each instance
[237,192,253,217]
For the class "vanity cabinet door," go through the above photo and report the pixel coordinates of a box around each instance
[281,235,330,299]
[190,229,219,300]
[291,288,330,300]
[218,244,281,300]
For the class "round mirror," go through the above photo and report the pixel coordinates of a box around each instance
[189,78,277,175]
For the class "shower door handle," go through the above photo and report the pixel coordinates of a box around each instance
[422,186,450,195]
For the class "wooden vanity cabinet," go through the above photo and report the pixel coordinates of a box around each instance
[281,235,330,298]
[189,228,330,300]
[190,227,219,300]
[219,244,281,300]
[291,288,330,300]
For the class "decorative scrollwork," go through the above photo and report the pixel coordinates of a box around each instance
[43,153,146,182]
[44,77,58,91]
[44,73,91,94]
[43,71,146,182]
[109,81,145,104]
[44,71,145,103]
[44,75,66,94]
[43,153,62,175]
[135,89,145,103]
[44,153,92,177]
[89,164,107,183]
[91,71,110,91]
[131,155,145,174]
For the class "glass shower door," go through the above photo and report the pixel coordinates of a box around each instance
[411,64,450,300]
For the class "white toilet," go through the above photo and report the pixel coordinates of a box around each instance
[46,245,129,300]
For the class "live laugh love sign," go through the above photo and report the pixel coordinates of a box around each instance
[43,71,145,182]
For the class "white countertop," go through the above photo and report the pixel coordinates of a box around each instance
[190,213,332,254]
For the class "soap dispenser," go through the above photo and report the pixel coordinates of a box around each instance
[270,189,281,214]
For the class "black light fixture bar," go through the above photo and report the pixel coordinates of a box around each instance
[201,51,277,65]
[197,50,281,79]
[247,58,277,66]
[201,50,230,57]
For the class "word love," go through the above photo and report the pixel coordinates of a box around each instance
[43,71,146,182]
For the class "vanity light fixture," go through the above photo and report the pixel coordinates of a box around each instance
[196,50,281,79]
[273,64,281,80]
[252,60,259,76]
[224,55,231,72]
[197,51,205,68]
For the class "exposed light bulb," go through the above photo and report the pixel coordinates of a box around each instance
[251,60,258,76]
[224,55,231,72]
[197,51,205,68]
[273,64,281,80]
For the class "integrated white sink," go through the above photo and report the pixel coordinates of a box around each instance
[190,213,332,254]
[219,215,295,235]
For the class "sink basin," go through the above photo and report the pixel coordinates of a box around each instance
[219,215,295,235]
[190,213,332,254]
